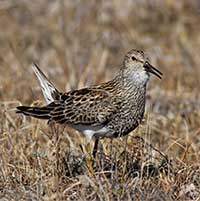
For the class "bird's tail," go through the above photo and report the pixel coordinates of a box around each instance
[16,105,51,120]
[33,64,60,104]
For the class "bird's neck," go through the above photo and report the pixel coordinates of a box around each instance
[115,69,149,94]
[113,70,147,121]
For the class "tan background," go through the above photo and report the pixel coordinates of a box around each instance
[0,1,199,200]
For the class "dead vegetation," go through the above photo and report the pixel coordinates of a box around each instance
[0,0,200,200]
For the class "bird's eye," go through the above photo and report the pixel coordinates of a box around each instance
[131,56,136,61]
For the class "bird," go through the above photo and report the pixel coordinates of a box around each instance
[16,49,162,157]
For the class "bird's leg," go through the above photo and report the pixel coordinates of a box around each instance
[123,135,129,158]
[110,138,113,157]
[92,137,99,158]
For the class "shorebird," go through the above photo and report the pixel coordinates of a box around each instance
[16,49,162,157]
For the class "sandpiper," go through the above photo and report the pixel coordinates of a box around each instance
[16,49,162,156]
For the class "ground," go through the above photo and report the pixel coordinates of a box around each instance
[0,1,200,200]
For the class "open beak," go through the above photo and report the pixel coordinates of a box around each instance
[144,61,163,79]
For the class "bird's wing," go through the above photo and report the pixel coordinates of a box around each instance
[49,88,118,125]
[33,64,60,104]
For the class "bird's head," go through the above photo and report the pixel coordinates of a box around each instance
[122,49,162,85]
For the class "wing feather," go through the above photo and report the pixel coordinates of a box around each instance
[49,88,117,125]
[33,64,60,103]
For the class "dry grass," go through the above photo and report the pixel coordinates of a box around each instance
[0,0,200,200]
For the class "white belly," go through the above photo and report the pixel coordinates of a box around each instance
[83,127,109,140]
[69,123,109,140]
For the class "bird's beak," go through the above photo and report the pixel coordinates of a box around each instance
[144,61,163,79]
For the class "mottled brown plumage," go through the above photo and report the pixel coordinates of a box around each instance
[16,49,162,156]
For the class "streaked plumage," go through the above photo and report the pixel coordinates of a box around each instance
[16,49,162,156]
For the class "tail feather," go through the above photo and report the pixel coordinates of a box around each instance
[16,106,51,119]
[33,63,60,104]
